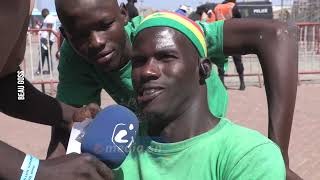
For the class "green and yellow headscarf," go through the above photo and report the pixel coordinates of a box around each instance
[134,11,208,58]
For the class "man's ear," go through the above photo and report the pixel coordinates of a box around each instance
[119,3,129,25]
[199,58,212,83]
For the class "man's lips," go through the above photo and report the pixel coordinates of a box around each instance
[95,50,115,65]
[137,86,164,104]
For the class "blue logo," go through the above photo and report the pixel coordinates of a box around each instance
[111,123,137,153]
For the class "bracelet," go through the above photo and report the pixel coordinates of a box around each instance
[20,154,40,180]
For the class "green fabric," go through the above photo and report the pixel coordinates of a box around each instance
[57,16,228,117]
[125,16,144,44]
[199,20,229,76]
[197,20,226,66]
[57,42,102,107]
[134,12,207,58]
[57,41,136,109]
[114,118,286,180]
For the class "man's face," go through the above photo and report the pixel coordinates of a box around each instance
[60,0,128,72]
[132,27,200,120]
[42,11,48,18]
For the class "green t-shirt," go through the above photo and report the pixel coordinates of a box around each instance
[57,16,228,117]
[114,118,285,180]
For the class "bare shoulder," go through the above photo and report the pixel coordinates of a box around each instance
[0,0,31,74]
[0,0,30,41]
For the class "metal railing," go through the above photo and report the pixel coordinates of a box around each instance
[24,26,319,92]
[225,22,320,87]
[24,29,60,95]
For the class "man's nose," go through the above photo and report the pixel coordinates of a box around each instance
[88,31,106,50]
[140,58,161,82]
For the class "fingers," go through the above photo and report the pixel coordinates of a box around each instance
[40,153,113,180]
[89,173,107,180]
[86,103,101,117]
[73,103,100,122]
[93,158,114,180]
[82,153,114,180]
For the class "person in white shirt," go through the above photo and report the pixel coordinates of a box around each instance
[35,8,57,75]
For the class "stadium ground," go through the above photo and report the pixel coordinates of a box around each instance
[0,84,319,179]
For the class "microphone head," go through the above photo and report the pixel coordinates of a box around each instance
[81,105,139,168]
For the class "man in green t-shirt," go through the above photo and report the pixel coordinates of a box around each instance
[112,12,285,179]
[52,0,299,178]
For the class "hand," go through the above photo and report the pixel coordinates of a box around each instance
[58,102,100,131]
[282,153,302,180]
[36,153,113,180]
[286,168,302,180]
[73,103,101,123]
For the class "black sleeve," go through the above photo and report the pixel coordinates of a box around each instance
[233,5,242,18]
[0,71,63,127]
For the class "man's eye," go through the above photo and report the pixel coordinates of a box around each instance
[100,21,114,30]
[158,54,177,61]
[72,31,89,39]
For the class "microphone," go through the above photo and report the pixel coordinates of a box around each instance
[80,105,139,168]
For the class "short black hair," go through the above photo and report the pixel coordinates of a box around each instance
[188,12,201,21]
[41,8,49,14]
[127,0,137,3]
[195,3,216,15]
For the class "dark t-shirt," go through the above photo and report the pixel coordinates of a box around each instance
[222,1,241,18]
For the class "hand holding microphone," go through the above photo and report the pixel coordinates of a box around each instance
[36,153,114,180]
[68,105,139,170]
[16,103,114,180]
[18,105,137,180]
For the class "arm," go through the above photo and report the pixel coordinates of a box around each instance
[223,19,298,168]
[0,72,78,128]
[0,70,104,177]
[0,141,25,179]
[0,1,30,72]
[227,143,285,179]
[0,1,74,127]
[0,140,113,179]
[47,41,103,158]
[48,103,101,158]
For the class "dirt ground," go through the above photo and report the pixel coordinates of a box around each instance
[0,84,319,180]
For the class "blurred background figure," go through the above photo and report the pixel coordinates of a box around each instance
[126,0,139,20]
[35,8,58,75]
[175,5,189,16]
[215,0,240,20]
[217,0,245,90]
[195,3,217,22]
[194,1,245,90]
